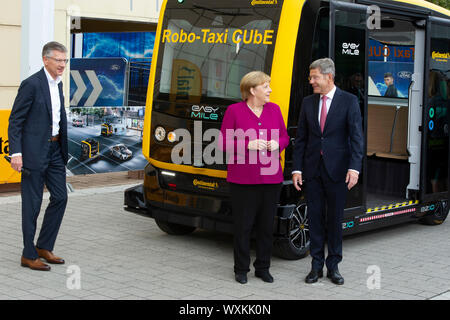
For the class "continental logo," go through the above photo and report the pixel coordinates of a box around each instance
[251,0,278,5]
[193,179,219,190]
[162,29,274,45]
[366,200,419,213]
[432,51,450,62]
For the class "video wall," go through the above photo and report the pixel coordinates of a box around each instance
[82,32,155,60]
[67,32,155,175]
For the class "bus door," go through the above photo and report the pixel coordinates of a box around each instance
[364,10,427,203]
[421,17,450,203]
[330,0,369,213]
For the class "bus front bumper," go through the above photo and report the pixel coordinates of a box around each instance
[123,183,296,238]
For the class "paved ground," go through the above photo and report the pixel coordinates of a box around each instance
[0,178,449,300]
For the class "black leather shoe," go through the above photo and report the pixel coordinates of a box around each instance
[327,269,344,285]
[255,270,274,283]
[305,269,323,283]
[235,273,248,284]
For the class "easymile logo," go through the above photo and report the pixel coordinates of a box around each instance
[342,43,360,56]
[191,105,219,120]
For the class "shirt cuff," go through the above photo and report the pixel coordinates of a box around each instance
[292,170,302,175]
[10,153,22,157]
[348,169,359,175]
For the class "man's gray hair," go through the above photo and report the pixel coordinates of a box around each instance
[310,58,335,78]
[42,41,67,57]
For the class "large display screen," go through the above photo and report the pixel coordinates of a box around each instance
[368,39,414,98]
[83,32,156,60]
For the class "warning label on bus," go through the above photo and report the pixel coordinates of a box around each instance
[162,29,275,45]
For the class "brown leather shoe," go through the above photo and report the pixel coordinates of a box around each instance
[21,256,51,271]
[36,248,65,264]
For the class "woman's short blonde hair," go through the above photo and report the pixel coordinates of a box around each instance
[240,71,271,100]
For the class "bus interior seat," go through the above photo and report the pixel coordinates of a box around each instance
[367,104,409,160]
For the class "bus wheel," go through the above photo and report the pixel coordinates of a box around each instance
[420,200,449,225]
[155,219,196,235]
[274,203,310,260]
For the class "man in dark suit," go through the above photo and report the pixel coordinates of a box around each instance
[8,41,69,271]
[292,58,364,285]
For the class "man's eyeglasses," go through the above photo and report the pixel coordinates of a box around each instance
[308,75,324,81]
[46,56,69,64]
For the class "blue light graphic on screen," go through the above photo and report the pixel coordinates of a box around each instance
[82,32,156,60]
[70,58,128,107]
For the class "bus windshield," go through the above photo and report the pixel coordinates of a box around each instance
[155,6,282,104]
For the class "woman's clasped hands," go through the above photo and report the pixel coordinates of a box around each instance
[248,139,279,151]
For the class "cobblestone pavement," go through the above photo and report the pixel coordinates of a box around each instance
[0,184,449,300]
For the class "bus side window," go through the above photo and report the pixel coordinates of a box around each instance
[425,23,450,194]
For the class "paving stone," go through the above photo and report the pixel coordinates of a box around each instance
[0,175,449,300]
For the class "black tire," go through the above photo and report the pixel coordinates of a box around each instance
[419,200,449,225]
[274,202,310,260]
[155,219,196,235]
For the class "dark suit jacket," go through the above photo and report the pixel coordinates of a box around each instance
[8,68,68,170]
[384,84,398,98]
[293,87,364,182]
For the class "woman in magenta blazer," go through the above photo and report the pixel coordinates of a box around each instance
[220,71,289,284]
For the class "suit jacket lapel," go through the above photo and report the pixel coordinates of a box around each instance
[38,68,52,119]
[312,94,322,134]
[58,81,64,111]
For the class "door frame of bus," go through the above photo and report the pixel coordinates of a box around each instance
[407,20,425,200]
[421,16,450,202]
[329,0,369,215]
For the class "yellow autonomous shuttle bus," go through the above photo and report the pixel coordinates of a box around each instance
[125,0,450,259]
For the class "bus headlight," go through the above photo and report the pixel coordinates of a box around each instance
[167,131,177,143]
[154,126,166,142]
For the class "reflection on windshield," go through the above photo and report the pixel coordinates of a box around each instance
[160,20,272,101]
[426,24,449,194]
[156,8,280,103]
